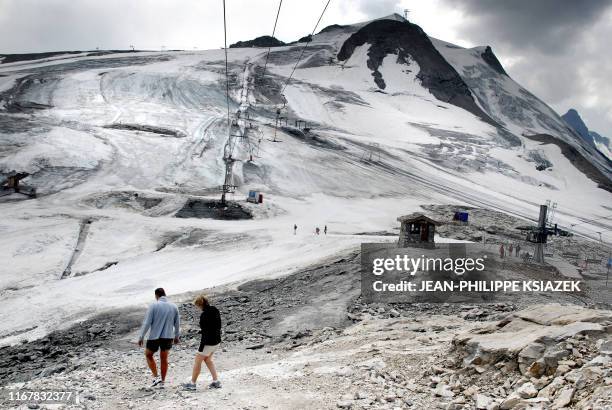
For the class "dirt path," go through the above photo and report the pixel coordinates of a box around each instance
[0,251,361,388]
[7,312,477,409]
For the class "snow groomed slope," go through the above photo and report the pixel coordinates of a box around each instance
[0,14,610,345]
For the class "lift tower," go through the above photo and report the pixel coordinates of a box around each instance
[533,205,548,263]
[221,141,237,205]
[220,64,256,205]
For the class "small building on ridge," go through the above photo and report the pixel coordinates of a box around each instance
[397,213,441,248]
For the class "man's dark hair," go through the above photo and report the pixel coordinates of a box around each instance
[155,288,166,297]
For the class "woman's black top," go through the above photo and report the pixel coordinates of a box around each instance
[199,305,222,347]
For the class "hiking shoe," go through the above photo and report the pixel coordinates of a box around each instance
[157,381,165,389]
[150,376,162,388]
[208,380,222,389]
[182,382,196,391]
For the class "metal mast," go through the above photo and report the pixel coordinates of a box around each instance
[221,0,235,205]
[533,204,548,263]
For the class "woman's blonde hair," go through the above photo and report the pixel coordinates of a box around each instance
[194,294,209,308]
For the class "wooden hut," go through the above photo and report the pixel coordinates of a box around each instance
[397,213,441,248]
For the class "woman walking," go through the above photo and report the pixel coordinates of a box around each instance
[182,295,222,390]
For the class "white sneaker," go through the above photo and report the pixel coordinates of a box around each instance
[150,376,162,388]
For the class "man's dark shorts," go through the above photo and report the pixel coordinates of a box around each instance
[146,338,173,353]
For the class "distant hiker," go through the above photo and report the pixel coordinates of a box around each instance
[509,243,514,256]
[138,288,180,388]
[315,227,320,235]
[182,295,222,391]
[516,244,521,257]
[499,244,505,259]
[294,224,297,235]
[324,225,327,235]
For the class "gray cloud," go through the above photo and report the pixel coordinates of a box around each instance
[0,0,205,52]
[352,0,402,19]
[445,0,611,55]
[0,0,372,53]
[440,0,612,136]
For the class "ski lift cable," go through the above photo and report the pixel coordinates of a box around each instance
[260,0,283,81]
[278,0,332,98]
[222,0,239,161]
[559,221,612,247]
[222,0,231,131]
[569,214,612,227]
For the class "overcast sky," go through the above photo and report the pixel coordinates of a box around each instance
[0,0,610,136]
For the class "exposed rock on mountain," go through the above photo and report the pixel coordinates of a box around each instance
[562,108,612,160]
[337,19,495,124]
[481,46,508,76]
[318,24,347,34]
[230,35,285,48]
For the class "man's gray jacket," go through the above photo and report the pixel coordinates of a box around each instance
[138,296,180,341]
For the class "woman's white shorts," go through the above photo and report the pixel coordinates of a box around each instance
[197,344,220,356]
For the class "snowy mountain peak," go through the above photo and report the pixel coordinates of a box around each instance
[480,46,508,76]
[336,18,494,124]
[562,108,612,160]
[562,108,590,140]
[376,13,408,23]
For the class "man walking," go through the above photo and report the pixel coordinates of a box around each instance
[294,224,297,235]
[138,288,180,388]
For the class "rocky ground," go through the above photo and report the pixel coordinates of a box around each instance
[1,206,611,409]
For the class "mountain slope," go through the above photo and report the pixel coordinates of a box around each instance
[591,130,612,159]
[0,15,611,345]
[562,108,611,160]
[336,18,495,125]
[431,38,611,188]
